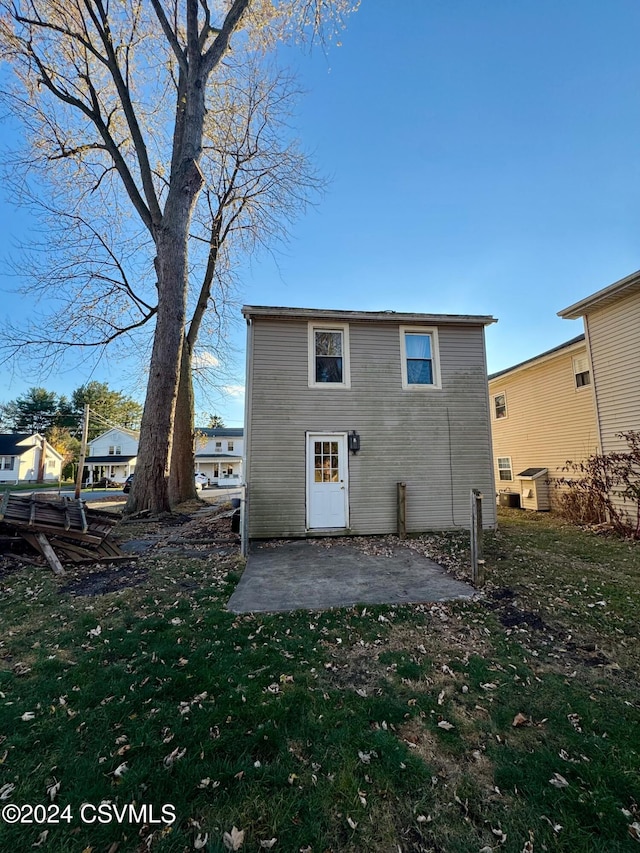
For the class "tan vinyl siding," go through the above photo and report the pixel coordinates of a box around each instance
[246,317,496,537]
[586,289,640,455]
[489,344,599,506]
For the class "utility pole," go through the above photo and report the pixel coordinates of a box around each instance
[75,404,90,500]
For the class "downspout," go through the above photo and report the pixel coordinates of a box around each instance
[241,317,254,558]
[583,315,603,454]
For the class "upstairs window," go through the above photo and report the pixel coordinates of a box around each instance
[493,393,507,419]
[215,441,222,451]
[573,355,591,388]
[108,445,121,456]
[400,327,441,389]
[227,441,234,452]
[308,324,350,388]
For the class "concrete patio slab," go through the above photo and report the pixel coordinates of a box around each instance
[227,539,476,614]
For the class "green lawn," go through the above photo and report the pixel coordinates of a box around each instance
[0,508,638,852]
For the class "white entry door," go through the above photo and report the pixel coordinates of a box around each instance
[307,433,348,529]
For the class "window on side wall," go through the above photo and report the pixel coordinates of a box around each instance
[227,441,234,452]
[308,323,351,388]
[573,355,590,388]
[493,392,507,419]
[1,456,15,470]
[497,457,513,481]
[400,327,441,389]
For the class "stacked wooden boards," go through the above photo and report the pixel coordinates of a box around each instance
[0,493,131,575]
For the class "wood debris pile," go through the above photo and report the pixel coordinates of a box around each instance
[0,493,130,576]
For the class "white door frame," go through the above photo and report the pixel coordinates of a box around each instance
[306,432,349,530]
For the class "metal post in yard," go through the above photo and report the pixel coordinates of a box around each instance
[470,488,485,587]
[397,482,406,539]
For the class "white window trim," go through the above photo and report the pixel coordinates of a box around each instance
[572,355,591,390]
[400,326,442,390]
[497,456,513,482]
[493,391,508,420]
[308,322,351,389]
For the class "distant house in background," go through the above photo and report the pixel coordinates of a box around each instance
[559,269,640,457]
[0,434,63,484]
[488,335,599,510]
[86,427,139,485]
[242,305,497,539]
[195,427,243,487]
[86,425,244,487]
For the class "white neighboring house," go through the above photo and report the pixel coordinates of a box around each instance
[86,426,244,487]
[86,427,139,485]
[194,428,243,487]
[0,433,63,484]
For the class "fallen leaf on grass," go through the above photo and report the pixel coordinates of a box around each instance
[259,840,277,850]
[347,816,358,830]
[113,762,128,778]
[223,826,245,850]
[629,822,640,842]
[47,780,61,802]
[437,720,454,731]
[163,747,186,769]
[194,833,208,849]
[21,712,35,722]
[0,783,15,800]
[32,830,49,847]
[512,713,529,727]
[541,816,563,833]
[549,773,569,788]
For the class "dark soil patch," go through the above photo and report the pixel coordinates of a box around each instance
[59,562,149,596]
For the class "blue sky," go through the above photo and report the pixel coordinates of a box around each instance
[2,0,640,428]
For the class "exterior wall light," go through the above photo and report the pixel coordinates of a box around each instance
[348,430,361,454]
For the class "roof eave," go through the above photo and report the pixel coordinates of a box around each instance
[242,305,497,327]
[558,269,640,319]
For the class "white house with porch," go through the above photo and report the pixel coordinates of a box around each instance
[86,427,139,485]
[195,427,243,487]
[86,426,243,487]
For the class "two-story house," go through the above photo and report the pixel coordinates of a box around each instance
[242,305,497,539]
[0,433,63,484]
[558,269,640,522]
[86,427,139,485]
[195,427,243,486]
[87,425,244,487]
[488,335,599,510]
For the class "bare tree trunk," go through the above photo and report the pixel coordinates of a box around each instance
[168,339,198,506]
[126,160,203,514]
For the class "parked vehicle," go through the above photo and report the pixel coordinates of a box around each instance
[123,474,134,494]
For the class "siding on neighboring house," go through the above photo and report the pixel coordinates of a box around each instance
[244,309,496,538]
[583,287,640,455]
[559,270,640,525]
[488,336,599,506]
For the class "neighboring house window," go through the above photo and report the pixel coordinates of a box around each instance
[215,441,222,451]
[308,323,351,388]
[400,327,441,389]
[108,445,121,456]
[493,393,507,419]
[227,441,234,452]
[1,456,15,470]
[573,355,591,388]
[497,457,513,481]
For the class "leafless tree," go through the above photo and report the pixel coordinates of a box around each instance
[0,0,355,513]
